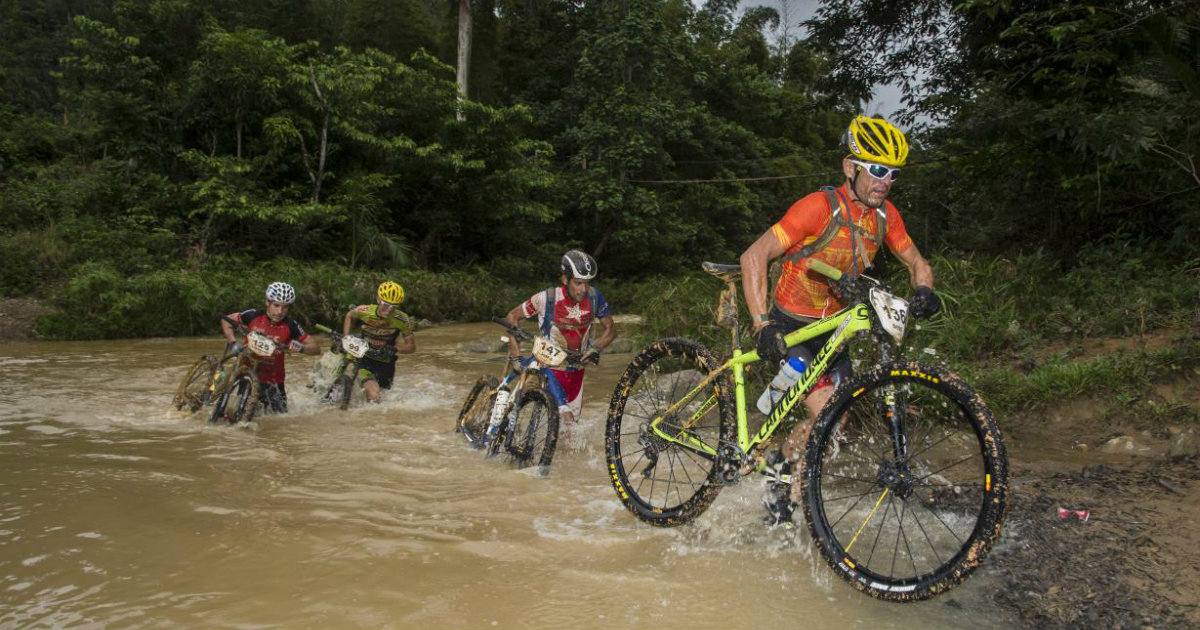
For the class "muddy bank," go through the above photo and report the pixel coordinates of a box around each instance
[0,298,51,342]
[994,456,1199,629]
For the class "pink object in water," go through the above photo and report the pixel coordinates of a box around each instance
[1057,507,1090,522]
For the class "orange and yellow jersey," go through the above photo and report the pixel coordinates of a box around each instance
[771,184,914,319]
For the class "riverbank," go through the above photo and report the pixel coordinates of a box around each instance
[0,297,52,342]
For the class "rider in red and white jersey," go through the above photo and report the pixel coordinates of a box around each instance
[504,250,617,426]
[220,281,320,413]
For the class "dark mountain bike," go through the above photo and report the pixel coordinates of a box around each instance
[455,318,577,473]
[311,323,381,410]
[205,314,287,425]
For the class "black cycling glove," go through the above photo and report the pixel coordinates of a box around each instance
[754,324,788,365]
[909,286,942,320]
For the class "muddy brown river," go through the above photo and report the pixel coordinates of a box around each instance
[0,323,1016,628]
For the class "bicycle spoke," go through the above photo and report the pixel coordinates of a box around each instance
[808,363,1006,598]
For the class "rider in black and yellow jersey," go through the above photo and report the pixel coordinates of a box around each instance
[341,281,417,403]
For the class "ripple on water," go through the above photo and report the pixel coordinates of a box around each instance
[77,454,151,462]
[198,447,284,462]
[0,358,48,367]
[193,506,241,516]
[25,424,70,435]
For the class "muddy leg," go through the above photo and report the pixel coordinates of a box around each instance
[785,386,834,504]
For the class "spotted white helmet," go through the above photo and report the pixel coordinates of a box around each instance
[561,250,597,280]
[265,281,296,304]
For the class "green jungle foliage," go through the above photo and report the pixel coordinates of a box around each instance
[1,0,1197,350]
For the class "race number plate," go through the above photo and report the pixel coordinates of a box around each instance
[341,335,370,359]
[532,336,567,368]
[869,287,909,343]
[247,332,278,357]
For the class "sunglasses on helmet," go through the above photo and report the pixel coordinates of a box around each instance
[850,160,901,182]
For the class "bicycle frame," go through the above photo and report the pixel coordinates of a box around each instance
[498,356,543,401]
[649,306,870,458]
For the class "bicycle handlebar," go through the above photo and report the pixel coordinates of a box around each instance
[491,316,533,342]
[219,314,249,336]
[218,313,297,354]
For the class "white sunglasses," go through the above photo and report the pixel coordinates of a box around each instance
[851,160,901,181]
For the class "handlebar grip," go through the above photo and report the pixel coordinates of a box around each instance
[313,323,333,334]
[807,259,843,281]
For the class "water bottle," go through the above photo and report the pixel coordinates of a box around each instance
[488,389,511,429]
[756,356,807,415]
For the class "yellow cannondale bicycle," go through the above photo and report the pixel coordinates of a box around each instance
[604,260,1008,601]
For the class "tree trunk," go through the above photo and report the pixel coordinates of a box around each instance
[308,65,331,204]
[456,0,472,121]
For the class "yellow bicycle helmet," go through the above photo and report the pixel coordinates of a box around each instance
[377,281,405,305]
[844,115,909,167]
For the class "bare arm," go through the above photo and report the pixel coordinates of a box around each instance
[894,243,935,289]
[739,230,787,332]
[591,314,616,350]
[342,308,356,336]
[395,333,416,355]
[299,335,321,355]
[221,311,241,343]
[504,304,526,357]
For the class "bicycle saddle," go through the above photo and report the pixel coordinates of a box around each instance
[702,261,741,281]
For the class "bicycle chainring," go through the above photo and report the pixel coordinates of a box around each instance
[717,443,747,484]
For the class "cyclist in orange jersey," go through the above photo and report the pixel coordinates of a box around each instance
[739,115,942,524]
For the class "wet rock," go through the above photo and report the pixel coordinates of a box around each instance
[1098,435,1153,455]
[1168,429,1198,458]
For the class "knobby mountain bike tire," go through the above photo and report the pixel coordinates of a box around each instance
[457,375,499,447]
[231,374,261,424]
[802,361,1008,602]
[336,373,355,410]
[605,337,735,527]
[208,373,259,425]
[504,388,559,473]
[174,355,219,412]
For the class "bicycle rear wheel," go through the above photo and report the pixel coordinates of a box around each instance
[802,361,1008,601]
[504,388,559,473]
[605,338,734,527]
[457,376,499,447]
[174,355,219,412]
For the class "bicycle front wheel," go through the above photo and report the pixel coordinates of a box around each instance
[504,388,559,473]
[802,361,1008,601]
[174,355,219,412]
[605,338,734,527]
[336,373,355,410]
[457,376,499,447]
[231,375,261,424]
